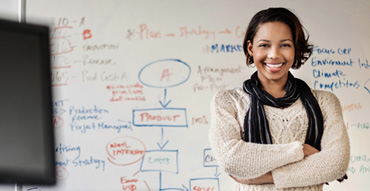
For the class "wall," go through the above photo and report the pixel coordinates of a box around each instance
[1,0,370,190]
[0,0,18,21]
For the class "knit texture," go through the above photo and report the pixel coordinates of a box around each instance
[209,89,350,191]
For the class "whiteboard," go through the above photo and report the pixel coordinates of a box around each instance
[18,0,370,190]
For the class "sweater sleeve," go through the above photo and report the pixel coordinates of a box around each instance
[272,91,350,188]
[208,90,304,179]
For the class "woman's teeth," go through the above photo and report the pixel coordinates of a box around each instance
[266,63,283,68]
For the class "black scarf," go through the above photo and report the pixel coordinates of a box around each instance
[242,71,347,182]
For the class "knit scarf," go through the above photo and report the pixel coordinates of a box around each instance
[242,71,347,182]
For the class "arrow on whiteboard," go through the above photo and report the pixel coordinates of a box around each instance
[214,167,221,177]
[157,128,169,150]
[60,108,66,114]
[218,28,231,34]
[364,78,370,94]
[165,33,176,37]
[182,184,189,191]
[159,88,172,108]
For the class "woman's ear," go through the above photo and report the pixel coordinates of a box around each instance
[247,40,253,56]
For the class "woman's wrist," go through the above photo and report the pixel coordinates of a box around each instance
[230,172,274,185]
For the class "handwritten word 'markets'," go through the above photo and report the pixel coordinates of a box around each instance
[211,44,243,53]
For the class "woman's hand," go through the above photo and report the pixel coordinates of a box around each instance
[229,145,319,185]
[302,144,319,157]
[229,172,274,185]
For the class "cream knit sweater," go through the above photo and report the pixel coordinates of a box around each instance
[209,89,350,191]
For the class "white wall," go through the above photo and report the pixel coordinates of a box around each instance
[0,0,19,21]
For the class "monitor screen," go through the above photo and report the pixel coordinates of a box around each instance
[0,19,55,185]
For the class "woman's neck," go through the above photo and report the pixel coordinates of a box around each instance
[258,77,287,98]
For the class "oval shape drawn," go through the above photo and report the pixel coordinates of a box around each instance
[138,58,191,88]
[106,136,146,166]
[55,166,69,180]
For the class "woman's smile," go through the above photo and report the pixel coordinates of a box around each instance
[264,62,285,72]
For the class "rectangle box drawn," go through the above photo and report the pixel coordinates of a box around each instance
[133,108,188,127]
[203,148,218,167]
[189,178,220,191]
[140,150,179,174]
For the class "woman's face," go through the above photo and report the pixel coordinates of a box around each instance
[247,22,295,85]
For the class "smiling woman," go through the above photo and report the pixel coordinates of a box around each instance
[209,7,350,191]
[246,22,295,95]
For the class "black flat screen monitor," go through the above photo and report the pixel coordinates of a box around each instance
[0,19,55,185]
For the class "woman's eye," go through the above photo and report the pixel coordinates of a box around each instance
[258,44,269,47]
[282,44,292,47]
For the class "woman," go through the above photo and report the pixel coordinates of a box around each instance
[209,7,350,191]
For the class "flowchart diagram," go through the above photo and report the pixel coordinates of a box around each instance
[44,15,223,190]
[131,58,221,191]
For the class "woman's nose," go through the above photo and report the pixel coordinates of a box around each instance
[268,47,280,59]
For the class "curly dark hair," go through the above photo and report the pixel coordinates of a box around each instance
[243,7,313,69]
